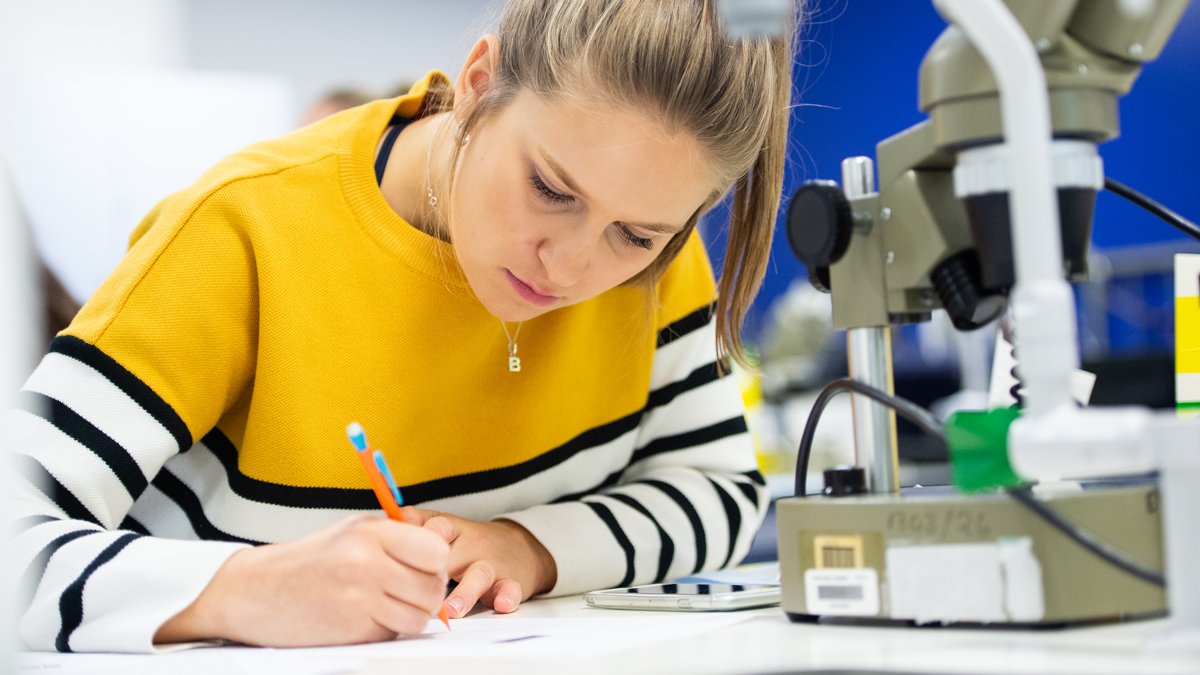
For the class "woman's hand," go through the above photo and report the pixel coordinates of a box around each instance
[400,507,557,619]
[154,514,450,647]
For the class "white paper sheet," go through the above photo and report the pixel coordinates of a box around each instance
[18,611,759,675]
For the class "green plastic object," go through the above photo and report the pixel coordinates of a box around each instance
[946,408,1023,492]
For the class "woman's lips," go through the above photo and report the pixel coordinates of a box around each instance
[506,269,560,307]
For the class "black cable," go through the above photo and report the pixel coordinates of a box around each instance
[793,377,946,497]
[1006,485,1166,587]
[1105,177,1200,242]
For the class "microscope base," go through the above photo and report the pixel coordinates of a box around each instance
[776,485,1165,626]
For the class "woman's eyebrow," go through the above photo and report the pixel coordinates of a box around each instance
[624,220,685,234]
[541,150,590,200]
[541,151,685,234]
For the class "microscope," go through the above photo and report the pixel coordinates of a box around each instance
[721,0,1200,633]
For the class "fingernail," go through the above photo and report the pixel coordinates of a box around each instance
[495,596,513,613]
[447,597,465,618]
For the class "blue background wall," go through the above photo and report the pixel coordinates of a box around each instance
[709,0,1200,347]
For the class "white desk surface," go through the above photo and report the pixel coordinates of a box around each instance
[17,594,1200,675]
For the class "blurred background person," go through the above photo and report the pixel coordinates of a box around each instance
[298,86,373,127]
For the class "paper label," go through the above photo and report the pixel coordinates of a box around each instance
[885,538,1044,623]
[803,568,880,616]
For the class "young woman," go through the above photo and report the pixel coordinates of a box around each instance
[9,0,797,652]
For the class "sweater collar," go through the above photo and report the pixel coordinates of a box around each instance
[339,71,470,288]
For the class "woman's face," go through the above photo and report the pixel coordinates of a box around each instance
[447,89,718,323]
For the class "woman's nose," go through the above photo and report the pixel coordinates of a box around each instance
[537,223,603,289]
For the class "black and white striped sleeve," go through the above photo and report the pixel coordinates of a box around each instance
[6,337,249,652]
[501,305,768,595]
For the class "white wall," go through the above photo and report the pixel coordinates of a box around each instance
[1,2,47,665]
[182,0,503,122]
[0,0,194,304]
[0,69,36,675]
[1,1,497,304]
[0,0,186,70]
[4,69,295,302]
[0,0,500,121]
[0,166,27,675]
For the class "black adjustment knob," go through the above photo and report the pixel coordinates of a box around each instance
[822,466,867,497]
[807,265,831,294]
[787,180,854,269]
[930,251,1008,331]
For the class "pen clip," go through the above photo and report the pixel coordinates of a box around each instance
[373,450,405,507]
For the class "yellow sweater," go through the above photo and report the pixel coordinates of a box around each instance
[10,73,766,652]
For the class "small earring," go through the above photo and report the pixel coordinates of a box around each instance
[456,119,471,145]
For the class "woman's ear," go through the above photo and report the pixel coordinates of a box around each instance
[454,34,501,116]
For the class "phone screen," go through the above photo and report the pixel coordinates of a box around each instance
[608,583,776,596]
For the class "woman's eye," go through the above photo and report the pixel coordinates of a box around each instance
[527,171,652,251]
[618,225,654,250]
[529,174,574,205]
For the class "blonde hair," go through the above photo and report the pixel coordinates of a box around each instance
[429,0,797,369]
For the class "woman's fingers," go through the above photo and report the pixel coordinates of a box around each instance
[189,514,459,647]
[444,559,497,618]
[380,557,452,617]
[422,514,459,548]
[444,560,526,617]
[398,505,440,525]
[364,519,451,621]
[374,518,451,576]
[372,592,439,637]
[489,577,524,614]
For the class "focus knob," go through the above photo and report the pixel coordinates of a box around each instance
[786,180,854,269]
[807,265,831,294]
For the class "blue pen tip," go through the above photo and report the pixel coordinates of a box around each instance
[346,422,368,451]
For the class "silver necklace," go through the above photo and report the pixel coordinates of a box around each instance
[502,321,523,372]
[427,120,520,372]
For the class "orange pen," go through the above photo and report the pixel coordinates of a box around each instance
[346,422,451,630]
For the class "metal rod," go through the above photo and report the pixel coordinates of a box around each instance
[841,156,875,199]
[846,327,900,493]
[840,156,900,494]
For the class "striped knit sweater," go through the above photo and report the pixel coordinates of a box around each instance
[7,74,767,653]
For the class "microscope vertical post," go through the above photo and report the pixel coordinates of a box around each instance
[842,156,901,494]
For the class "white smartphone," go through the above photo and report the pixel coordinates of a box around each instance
[584,582,781,612]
